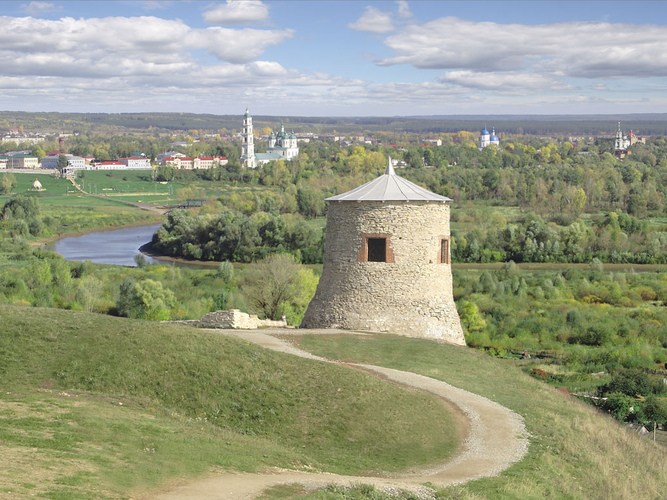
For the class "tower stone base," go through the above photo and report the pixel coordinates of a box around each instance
[301,201,465,346]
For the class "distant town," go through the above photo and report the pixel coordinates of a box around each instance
[0,109,652,177]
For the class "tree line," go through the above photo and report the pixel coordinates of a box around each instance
[150,208,324,264]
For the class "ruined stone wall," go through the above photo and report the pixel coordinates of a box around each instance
[301,201,465,345]
[198,309,287,329]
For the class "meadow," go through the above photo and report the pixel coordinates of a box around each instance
[2,304,665,499]
[0,305,461,499]
[297,334,667,499]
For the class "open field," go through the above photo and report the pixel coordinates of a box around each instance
[0,305,462,498]
[297,334,667,500]
[74,170,280,205]
[74,170,184,204]
[0,172,71,202]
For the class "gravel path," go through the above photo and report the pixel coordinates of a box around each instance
[149,330,529,499]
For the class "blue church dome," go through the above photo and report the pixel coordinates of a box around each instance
[481,126,490,135]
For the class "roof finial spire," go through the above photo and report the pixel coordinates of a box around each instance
[385,156,395,175]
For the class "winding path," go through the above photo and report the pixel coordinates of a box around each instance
[150,330,529,499]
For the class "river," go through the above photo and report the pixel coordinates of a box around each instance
[53,224,163,267]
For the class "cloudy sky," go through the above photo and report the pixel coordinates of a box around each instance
[1,0,667,116]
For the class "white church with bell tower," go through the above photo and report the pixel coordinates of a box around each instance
[240,108,299,168]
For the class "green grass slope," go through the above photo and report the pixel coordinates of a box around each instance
[0,305,461,498]
[299,334,667,500]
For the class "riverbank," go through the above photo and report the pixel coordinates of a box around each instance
[139,242,222,268]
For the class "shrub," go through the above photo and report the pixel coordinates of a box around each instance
[576,325,614,346]
[216,261,234,282]
[134,253,148,269]
[638,395,667,427]
[212,290,227,311]
[602,392,636,421]
[601,369,655,397]
[116,278,176,321]
[458,300,486,333]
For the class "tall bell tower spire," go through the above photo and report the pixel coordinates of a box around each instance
[241,107,256,169]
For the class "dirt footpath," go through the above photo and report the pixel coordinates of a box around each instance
[148,330,529,499]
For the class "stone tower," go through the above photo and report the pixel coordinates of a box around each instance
[301,158,465,346]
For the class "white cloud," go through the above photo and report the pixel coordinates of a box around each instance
[396,1,411,19]
[186,27,293,63]
[203,0,270,25]
[0,12,366,113]
[439,70,569,94]
[0,15,293,75]
[379,17,667,80]
[19,2,60,16]
[348,6,394,34]
[2,9,666,115]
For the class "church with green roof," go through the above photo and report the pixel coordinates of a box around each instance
[240,109,299,168]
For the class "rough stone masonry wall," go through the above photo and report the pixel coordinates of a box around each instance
[198,309,287,329]
[301,201,465,345]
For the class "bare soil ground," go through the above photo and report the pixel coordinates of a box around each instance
[146,330,529,499]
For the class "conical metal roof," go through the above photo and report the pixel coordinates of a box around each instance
[326,157,452,203]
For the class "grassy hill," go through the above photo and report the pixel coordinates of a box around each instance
[3,303,666,499]
[0,305,461,499]
[298,334,667,500]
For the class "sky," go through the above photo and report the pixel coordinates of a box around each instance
[2,0,667,116]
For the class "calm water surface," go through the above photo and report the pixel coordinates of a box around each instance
[54,224,162,267]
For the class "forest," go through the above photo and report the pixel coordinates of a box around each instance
[138,131,667,265]
[5,110,667,135]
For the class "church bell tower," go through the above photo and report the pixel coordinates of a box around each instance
[241,107,256,169]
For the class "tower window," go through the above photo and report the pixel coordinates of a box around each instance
[439,237,450,264]
[367,238,386,262]
[358,233,394,263]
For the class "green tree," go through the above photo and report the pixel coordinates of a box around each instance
[116,278,176,321]
[2,195,40,219]
[1,173,17,195]
[76,276,104,313]
[296,186,325,218]
[25,259,52,289]
[638,395,667,437]
[216,261,234,283]
[31,145,46,159]
[243,254,300,320]
[280,267,318,325]
[458,300,486,332]
[134,253,148,269]
[602,392,636,421]
[58,154,69,169]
